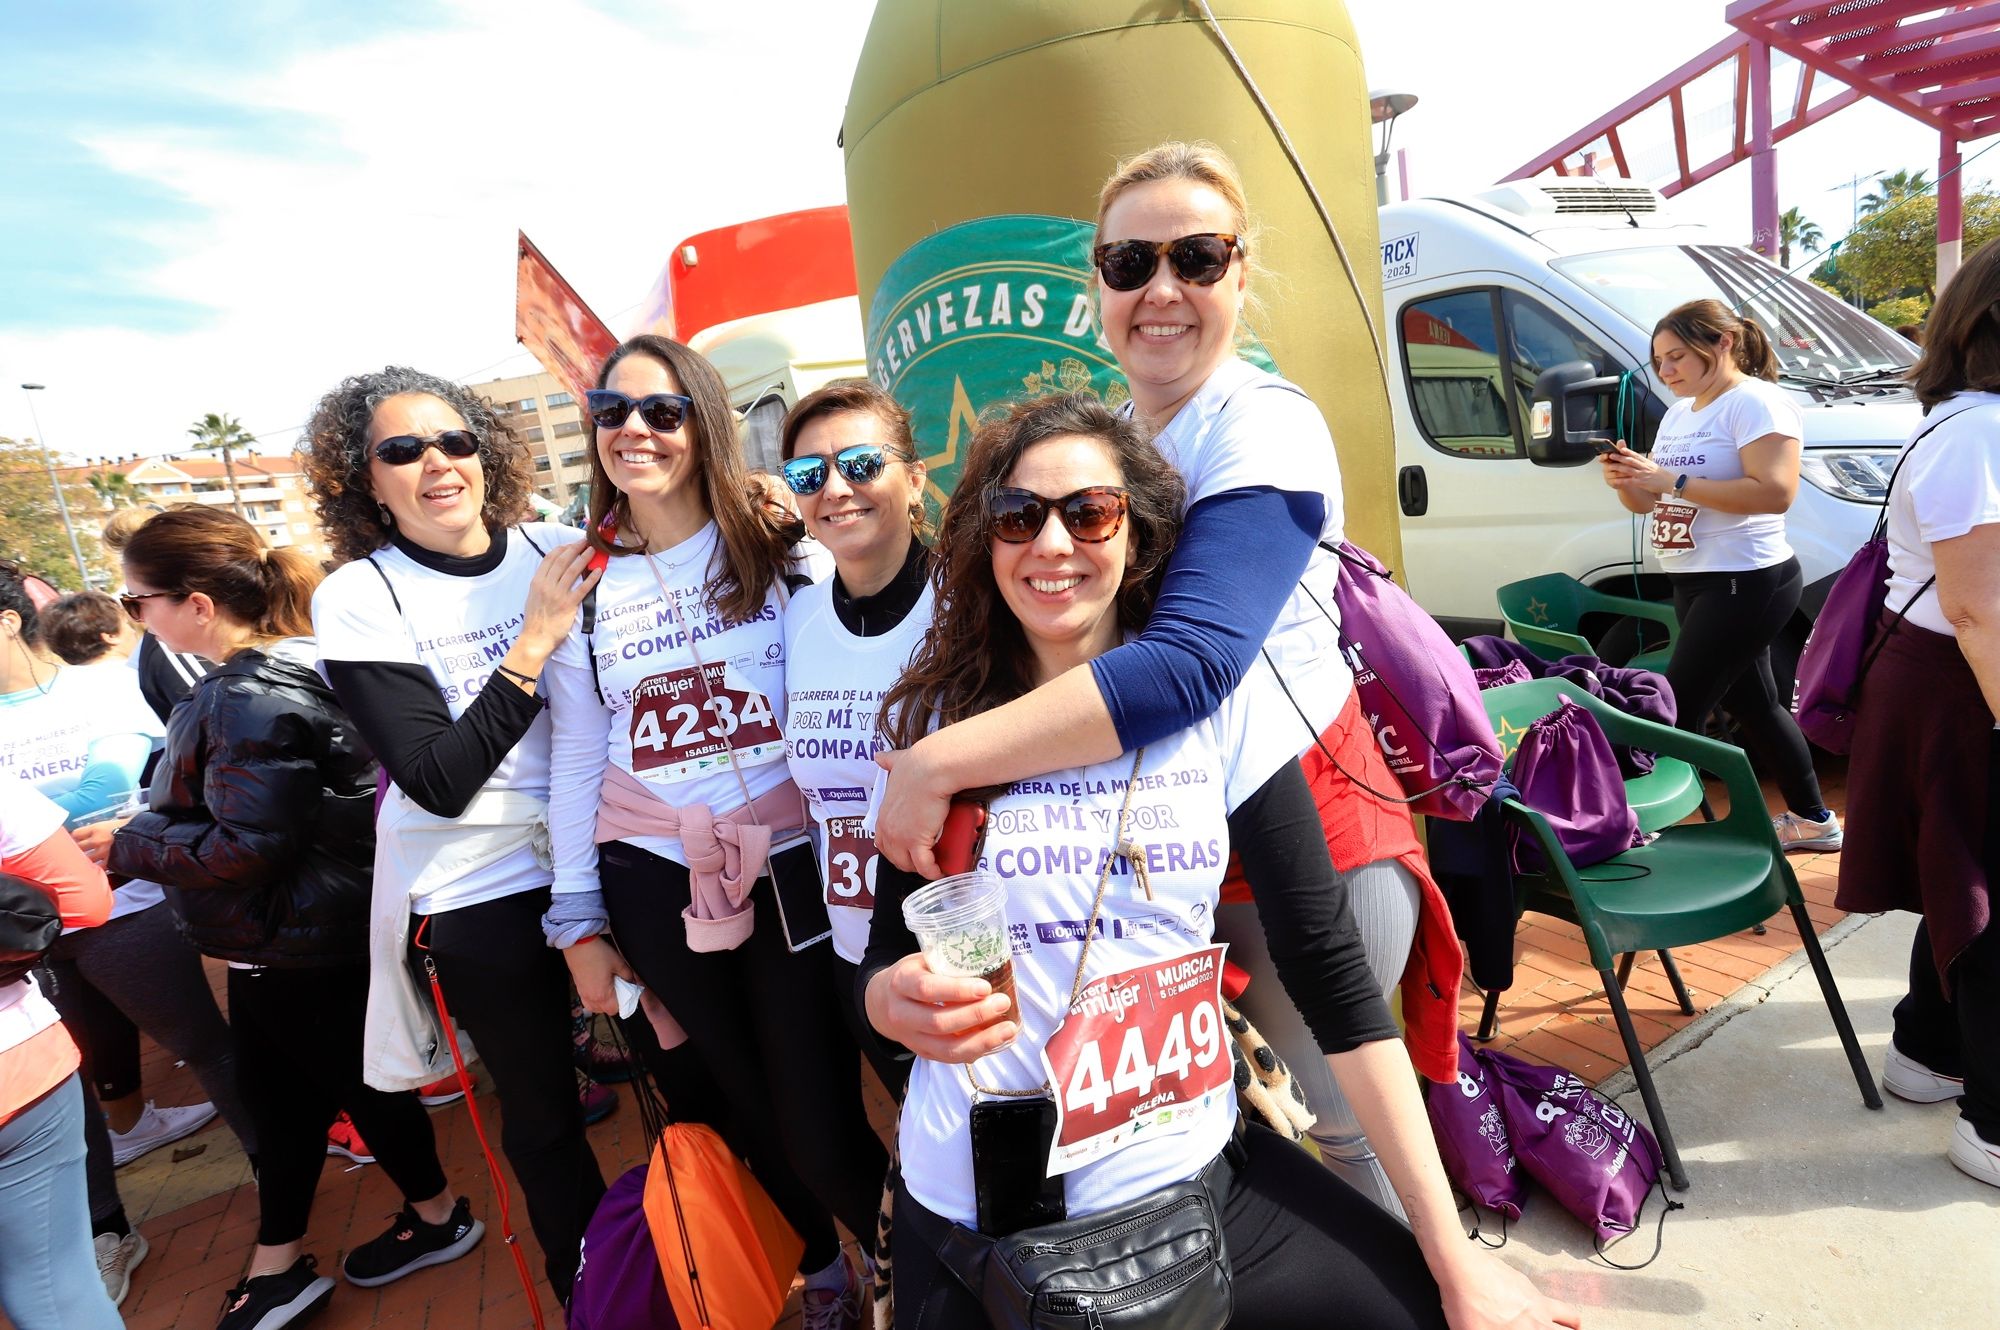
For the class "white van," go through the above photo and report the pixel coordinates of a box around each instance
[1379,177,1918,678]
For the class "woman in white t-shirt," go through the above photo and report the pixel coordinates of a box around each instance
[777,380,932,1097]
[863,393,1571,1330]
[302,365,609,1295]
[1837,243,2000,1189]
[1601,297,1839,850]
[545,334,886,1322]
[872,143,1460,1214]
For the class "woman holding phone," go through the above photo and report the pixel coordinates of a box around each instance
[544,335,887,1327]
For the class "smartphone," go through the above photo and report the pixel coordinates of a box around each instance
[937,800,988,874]
[969,1096,1066,1234]
[1593,440,1620,456]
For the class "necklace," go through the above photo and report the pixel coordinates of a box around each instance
[9,636,55,696]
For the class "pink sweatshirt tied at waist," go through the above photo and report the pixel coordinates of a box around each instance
[595,765,808,953]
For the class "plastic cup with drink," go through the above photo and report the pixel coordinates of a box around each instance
[901,870,1016,1032]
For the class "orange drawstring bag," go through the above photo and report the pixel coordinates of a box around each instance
[642,1120,804,1330]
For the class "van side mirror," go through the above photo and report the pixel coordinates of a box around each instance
[1528,360,1620,467]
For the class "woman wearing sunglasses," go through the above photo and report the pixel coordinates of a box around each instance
[776,379,931,1093]
[302,366,611,1298]
[544,335,887,1326]
[863,393,1571,1330]
[874,142,1457,1215]
[107,507,482,1330]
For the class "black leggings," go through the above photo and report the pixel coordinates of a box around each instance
[891,1121,1446,1329]
[599,840,889,1269]
[1667,557,1827,817]
[229,964,448,1246]
[413,888,606,1291]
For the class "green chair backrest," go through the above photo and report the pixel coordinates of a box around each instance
[1478,677,1576,765]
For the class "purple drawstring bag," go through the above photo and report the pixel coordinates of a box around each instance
[570,1163,680,1330]
[1479,1043,1664,1246]
[1792,410,1960,753]
[1320,541,1503,821]
[1508,698,1644,874]
[1473,660,1534,691]
[1426,1033,1528,1219]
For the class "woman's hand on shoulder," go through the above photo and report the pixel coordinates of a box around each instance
[563,934,637,1015]
[1439,1249,1582,1330]
[864,953,1016,1063]
[873,745,948,877]
[518,542,603,663]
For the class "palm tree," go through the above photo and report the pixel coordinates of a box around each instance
[86,470,134,508]
[1778,207,1824,270]
[1859,169,1931,218]
[186,413,254,518]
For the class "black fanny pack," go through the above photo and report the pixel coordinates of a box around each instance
[934,1140,1238,1330]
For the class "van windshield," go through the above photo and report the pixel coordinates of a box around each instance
[1550,245,1915,384]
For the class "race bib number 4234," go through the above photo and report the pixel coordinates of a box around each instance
[1038,945,1232,1176]
[628,663,784,780]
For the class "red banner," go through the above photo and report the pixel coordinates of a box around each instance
[515,232,620,407]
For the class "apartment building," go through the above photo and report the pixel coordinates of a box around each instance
[67,454,333,564]
[469,369,590,509]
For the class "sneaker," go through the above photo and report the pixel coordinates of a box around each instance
[95,1229,148,1307]
[1948,1117,2000,1188]
[416,1074,469,1108]
[325,1113,375,1165]
[579,1073,619,1126]
[799,1258,863,1330]
[110,1100,218,1166]
[1884,1044,1965,1104]
[215,1255,335,1330]
[1773,809,1843,853]
[341,1196,484,1288]
[574,1039,636,1084]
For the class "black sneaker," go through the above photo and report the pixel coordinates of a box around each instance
[341,1196,484,1288]
[215,1255,335,1330]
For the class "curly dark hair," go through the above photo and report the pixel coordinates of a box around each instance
[882,393,1184,749]
[586,335,801,624]
[301,366,537,564]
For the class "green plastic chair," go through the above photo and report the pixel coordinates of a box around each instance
[1474,678,1880,1189]
[1496,573,1678,673]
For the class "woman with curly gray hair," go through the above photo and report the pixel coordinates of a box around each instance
[301,366,611,1298]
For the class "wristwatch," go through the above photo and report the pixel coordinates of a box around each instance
[1673,473,1690,496]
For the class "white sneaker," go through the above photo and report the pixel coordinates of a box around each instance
[109,1100,218,1166]
[1773,809,1843,853]
[1883,1044,1965,1104]
[1948,1117,2000,1188]
[94,1229,148,1307]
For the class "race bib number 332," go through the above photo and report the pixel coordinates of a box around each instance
[628,663,784,780]
[1648,499,1699,553]
[1038,944,1232,1176]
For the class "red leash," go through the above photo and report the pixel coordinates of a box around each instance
[412,918,547,1329]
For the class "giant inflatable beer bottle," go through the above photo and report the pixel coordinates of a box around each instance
[842,0,1399,564]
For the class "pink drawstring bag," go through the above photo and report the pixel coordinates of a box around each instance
[1425,1033,1527,1219]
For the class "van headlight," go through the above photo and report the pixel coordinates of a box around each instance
[1800,450,1896,502]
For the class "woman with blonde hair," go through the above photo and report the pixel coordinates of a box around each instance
[110,507,481,1330]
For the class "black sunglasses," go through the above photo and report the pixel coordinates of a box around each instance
[373,430,481,466]
[989,486,1130,544]
[780,445,891,496]
[1091,233,1243,293]
[118,590,184,622]
[587,390,693,433]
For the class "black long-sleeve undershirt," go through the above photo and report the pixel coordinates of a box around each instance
[320,659,543,819]
[858,758,1396,1058]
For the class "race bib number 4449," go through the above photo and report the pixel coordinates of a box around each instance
[1038,945,1232,1176]
[628,663,784,781]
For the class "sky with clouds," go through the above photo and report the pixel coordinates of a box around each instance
[0,0,1978,465]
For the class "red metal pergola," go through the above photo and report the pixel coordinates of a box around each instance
[1507,2,2000,286]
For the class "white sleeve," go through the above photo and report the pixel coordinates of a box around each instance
[0,768,67,858]
[1186,385,1342,533]
[1910,429,2000,544]
[312,562,417,666]
[545,626,612,896]
[1734,383,1804,447]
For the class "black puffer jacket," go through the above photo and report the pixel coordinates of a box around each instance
[109,640,377,967]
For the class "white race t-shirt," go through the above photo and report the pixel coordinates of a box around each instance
[1144,357,1354,784]
[0,662,166,920]
[313,522,582,913]
[0,769,70,1043]
[1886,393,2000,638]
[896,685,1267,1226]
[1646,378,1803,573]
[547,522,810,881]
[783,579,934,963]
